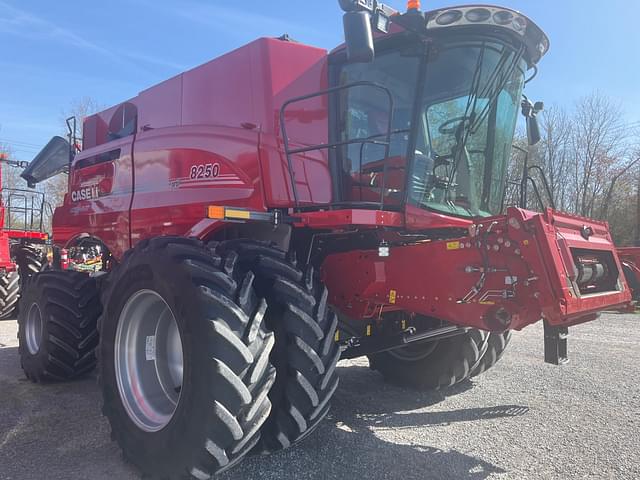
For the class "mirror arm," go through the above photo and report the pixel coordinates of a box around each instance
[521,96,544,146]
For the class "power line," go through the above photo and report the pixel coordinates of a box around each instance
[8,148,39,156]
[0,138,43,149]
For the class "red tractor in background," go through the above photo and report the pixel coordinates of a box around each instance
[19,2,633,478]
[0,153,46,318]
[618,247,640,302]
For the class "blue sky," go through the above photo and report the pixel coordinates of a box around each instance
[1,0,639,161]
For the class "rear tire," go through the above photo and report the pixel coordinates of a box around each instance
[368,329,488,390]
[15,245,43,287]
[17,270,101,382]
[216,240,340,453]
[99,237,276,478]
[0,271,19,319]
[470,331,512,378]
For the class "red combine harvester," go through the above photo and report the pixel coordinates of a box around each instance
[0,153,46,317]
[21,2,632,478]
[618,247,640,302]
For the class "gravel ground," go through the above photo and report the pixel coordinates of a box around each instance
[1,314,638,480]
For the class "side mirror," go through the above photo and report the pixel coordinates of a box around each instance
[343,11,375,63]
[21,136,71,188]
[526,117,541,146]
[338,0,359,11]
[521,97,544,146]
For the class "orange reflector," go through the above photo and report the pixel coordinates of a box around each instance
[407,0,420,10]
[208,206,225,219]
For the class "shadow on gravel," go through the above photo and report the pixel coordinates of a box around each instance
[0,345,18,368]
[223,364,519,480]
[0,345,517,480]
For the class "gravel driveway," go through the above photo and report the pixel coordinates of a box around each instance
[1,314,638,479]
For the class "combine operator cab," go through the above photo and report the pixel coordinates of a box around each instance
[282,2,547,216]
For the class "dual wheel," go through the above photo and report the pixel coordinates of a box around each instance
[18,237,340,479]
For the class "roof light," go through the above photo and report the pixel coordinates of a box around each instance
[436,9,463,25]
[465,8,491,22]
[493,10,514,25]
[512,17,527,32]
[425,5,549,65]
[407,0,421,11]
[428,7,530,38]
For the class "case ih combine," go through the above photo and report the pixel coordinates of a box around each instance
[0,153,46,318]
[19,1,632,478]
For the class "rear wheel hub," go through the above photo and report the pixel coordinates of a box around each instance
[114,289,184,433]
[25,303,44,355]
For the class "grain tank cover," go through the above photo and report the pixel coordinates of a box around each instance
[21,136,70,188]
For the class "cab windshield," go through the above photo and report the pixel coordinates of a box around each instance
[338,37,527,217]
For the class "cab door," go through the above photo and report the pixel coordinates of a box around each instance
[62,136,134,258]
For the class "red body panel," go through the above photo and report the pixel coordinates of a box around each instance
[0,233,13,271]
[322,208,631,331]
[0,194,8,269]
[53,136,134,259]
[53,38,331,255]
[130,127,263,247]
[4,231,48,241]
[0,159,48,270]
[618,247,640,301]
[618,247,640,268]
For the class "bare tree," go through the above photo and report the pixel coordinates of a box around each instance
[570,94,628,218]
[537,106,573,211]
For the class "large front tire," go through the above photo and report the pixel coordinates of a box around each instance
[216,240,340,453]
[99,237,276,479]
[17,270,100,382]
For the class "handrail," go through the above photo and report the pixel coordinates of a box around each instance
[508,144,556,211]
[526,165,556,210]
[2,188,47,233]
[279,81,395,209]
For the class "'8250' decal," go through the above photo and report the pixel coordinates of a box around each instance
[190,163,221,180]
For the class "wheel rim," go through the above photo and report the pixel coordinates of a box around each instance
[25,303,44,355]
[388,340,439,361]
[114,289,184,433]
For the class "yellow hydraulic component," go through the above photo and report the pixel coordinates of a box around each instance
[389,289,397,304]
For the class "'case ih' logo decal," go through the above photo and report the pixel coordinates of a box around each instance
[71,185,100,202]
